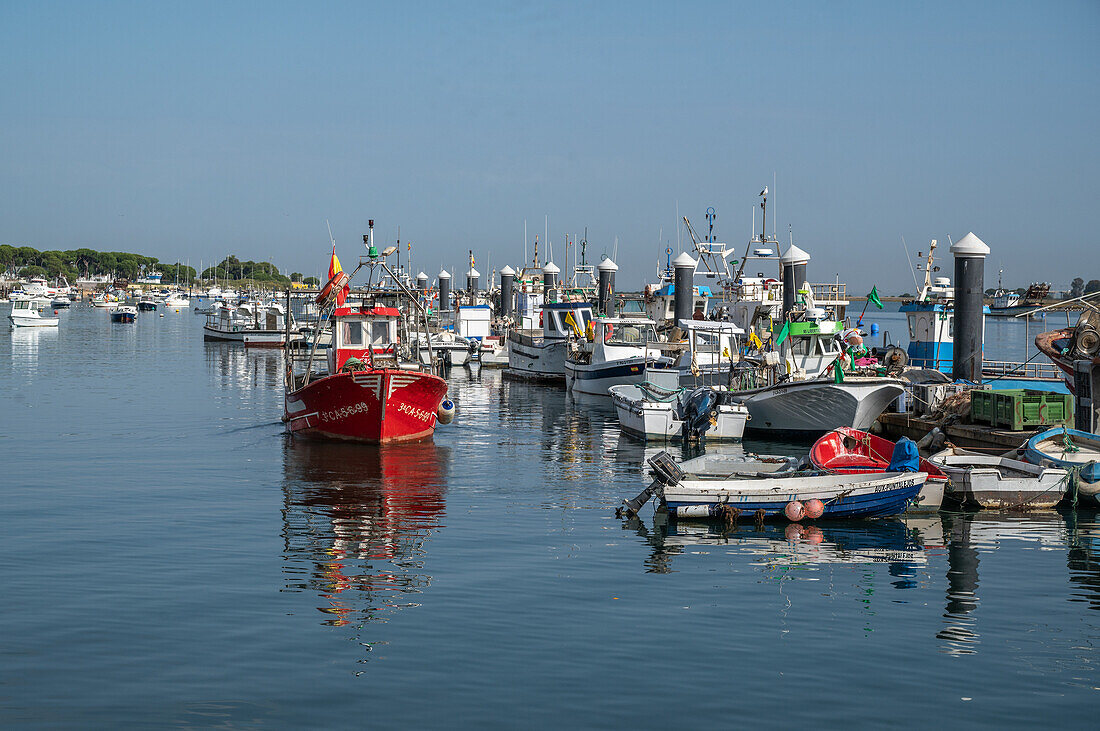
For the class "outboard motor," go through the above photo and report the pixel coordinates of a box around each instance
[680,387,719,444]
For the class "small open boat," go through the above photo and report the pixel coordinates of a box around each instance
[810,427,947,511]
[609,383,749,442]
[1024,427,1100,504]
[929,446,1067,509]
[629,450,926,520]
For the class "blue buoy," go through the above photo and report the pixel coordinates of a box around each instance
[869,322,880,336]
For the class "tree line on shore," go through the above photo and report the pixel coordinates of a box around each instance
[0,245,318,286]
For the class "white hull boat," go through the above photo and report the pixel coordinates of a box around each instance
[506,302,595,381]
[565,317,663,396]
[659,467,927,520]
[414,333,472,366]
[930,446,1068,509]
[164,295,190,309]
[507,331,570,380]
[9,300,59,327]
[609,383,749,441]
[477,335,509,367]
[203,325,290,346]
[737,377,905,436]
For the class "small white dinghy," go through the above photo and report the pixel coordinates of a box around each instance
[9,299,59,327]
[609,383,749,442]
[930,446,1068,509]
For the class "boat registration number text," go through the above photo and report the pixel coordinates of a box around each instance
[321,401,370,422]
[396,402,435,423]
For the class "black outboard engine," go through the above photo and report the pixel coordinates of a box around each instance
[680,387,719,444]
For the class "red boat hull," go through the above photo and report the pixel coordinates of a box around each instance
[285,369,448,443]
[810,427,949,482]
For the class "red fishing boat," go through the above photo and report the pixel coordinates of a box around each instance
[283,224,450,443]
[810,427,948,511]
[1034,308,1100,393]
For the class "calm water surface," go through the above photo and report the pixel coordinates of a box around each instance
[1,304,1097,727]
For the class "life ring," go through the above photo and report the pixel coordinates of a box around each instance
[316,271,350,304]
[539,311,543,327]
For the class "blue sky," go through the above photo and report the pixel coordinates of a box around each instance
[2,1,1097,292]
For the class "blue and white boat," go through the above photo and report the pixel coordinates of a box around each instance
[565,317,664,396]
[659,461,927,520]
[1024,427,1100,503]
[110,305,138,323]
[631,449,927,520]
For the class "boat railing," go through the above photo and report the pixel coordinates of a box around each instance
[810,282,847,302]
[982,359,1063,381]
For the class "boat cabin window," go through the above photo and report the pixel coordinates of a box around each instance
[603,322,657,345]
[907,313,916,340]
[342,321,364,346]
[788,336,810,356]
[370,320,393,344]
[13,300,29,311]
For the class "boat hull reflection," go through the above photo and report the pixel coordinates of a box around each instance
[282,440,450,627]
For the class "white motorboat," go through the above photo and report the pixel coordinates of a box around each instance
[164,293,189,309]
[9,299,59,327]
[110,305,138,323]
[507,301,595,381]
[930,446,1068,509]
[476,334,509,367]
[610,383,749,442]
[91,292,119,308]
[565,317,665,396]
[203,302,295,346]
[735,376,905,436]
[412,331,473,367]
[643,319,747,388]
[51,295,72,308]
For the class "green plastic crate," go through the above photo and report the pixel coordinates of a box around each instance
[991,390,1074,431]
[969,389,998,424]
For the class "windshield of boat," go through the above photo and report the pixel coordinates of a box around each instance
[604,322,658,346]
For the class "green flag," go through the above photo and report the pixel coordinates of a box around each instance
[773,321,790,347]
[867,285,884,309]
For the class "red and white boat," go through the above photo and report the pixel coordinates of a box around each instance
[810,427,948,511]
[283,229,450,443]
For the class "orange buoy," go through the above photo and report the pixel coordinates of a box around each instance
[804,499,825,519]
[802,525,824,544]
[784,501,805,522]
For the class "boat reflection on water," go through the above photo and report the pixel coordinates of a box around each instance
[626,510,933,578]
[10,324,59,366]
[204,342,283,391]
[937,510,1088,656]
[281,439,450,628]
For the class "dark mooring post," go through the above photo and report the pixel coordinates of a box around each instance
[597,257,617,316]
[951,232,989,382]
[780,244,811,319]
[437,268,452,312]
[673,252,697,325]
[466,265,480,293]
[542,261,559,303]
[499,265,515,319]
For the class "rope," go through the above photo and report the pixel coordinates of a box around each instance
[980,348,1048,387]
[637,381,684,403]
[1063,461,1097,510]
[1062,426,1081,454]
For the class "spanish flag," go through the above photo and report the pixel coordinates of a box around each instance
[328,242,350,306]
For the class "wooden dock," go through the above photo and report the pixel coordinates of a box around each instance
[877,412,1038,452]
